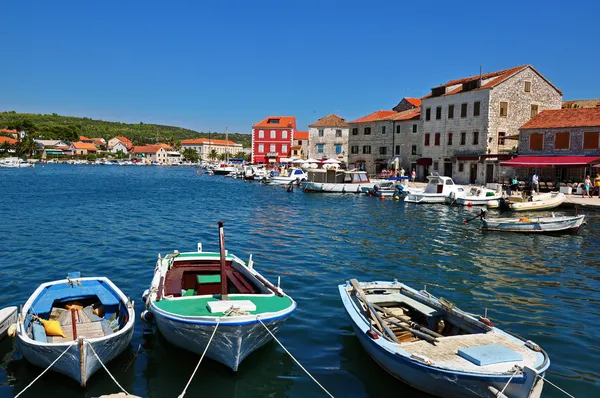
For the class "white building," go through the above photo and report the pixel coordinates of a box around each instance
[109,141,129,154]
[180,138,242,160]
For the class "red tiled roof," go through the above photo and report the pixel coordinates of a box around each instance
[0,128,18,134]
[308,114,349,128]
[562,99,600,109]
[294,131,309,140]
[405,98,422,107]
[381,108,421,121]
[91,138,105,146]
[113,136,133,149]
[520,108,600,129]
[252,116,297,129]
[181,138,238,146]
[0,136,18,145]
[132,145,164,154]
[349,110,397,124]
[79,135,91,141]
[155,143,173,150]
[71,142,98,150]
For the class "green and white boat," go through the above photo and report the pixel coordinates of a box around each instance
[143,222,296,371]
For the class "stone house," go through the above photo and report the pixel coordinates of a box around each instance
[291,131,309,159]
[501,107,600,183]
[180,138,242,160]
[131,145,168,163]
[419,64,562,184]
[308,114,350,164]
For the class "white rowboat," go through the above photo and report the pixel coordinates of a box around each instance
[482,214,586,233]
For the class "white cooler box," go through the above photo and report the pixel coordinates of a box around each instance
[559,186,572,194]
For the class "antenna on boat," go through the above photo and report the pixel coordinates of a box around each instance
[218,221,228,300]
[247,254,254,270]
[277,276,281,289]
[484,308,488,318]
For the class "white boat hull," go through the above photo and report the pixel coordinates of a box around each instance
[483,215,585,233]
[404,193,447,203]
[509,193,565,212]
[0,307,17,339]
[303,181,377,193]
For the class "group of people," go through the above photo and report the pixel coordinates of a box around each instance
[380,167,418,182]
[582,173,600,198]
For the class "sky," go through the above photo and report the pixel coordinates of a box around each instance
[1,0,599,135]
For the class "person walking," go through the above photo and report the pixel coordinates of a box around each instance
[583,175,592,198]
[532,173,539,194]
[411,168,416,182]
[595,173,600,197]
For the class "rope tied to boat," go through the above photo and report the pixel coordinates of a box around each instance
[86,340,130,395]
[223,307,250,317]
[257,317,334,398]
[177,321,220,398]
[499,366,522,395]
[537,374,576,398]
[15,341,77,398]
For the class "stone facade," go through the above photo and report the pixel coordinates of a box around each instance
[308,114,349,163]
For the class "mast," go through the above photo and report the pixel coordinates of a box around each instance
[225,126,229,163]
[218,221,228,300]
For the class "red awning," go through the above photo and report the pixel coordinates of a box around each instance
[416,157,432,166]
[501,156,600,168]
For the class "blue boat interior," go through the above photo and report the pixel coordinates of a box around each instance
[25,279,129,343]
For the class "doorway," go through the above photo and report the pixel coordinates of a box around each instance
[444,162,452,178]
[470,163,478,184]
[485,164,494,184]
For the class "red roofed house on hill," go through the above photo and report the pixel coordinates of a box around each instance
[131,145,168,163]
[69,141,98,156]
[108,136,133,151]
[251,116,296,164]
[500,107,600,185]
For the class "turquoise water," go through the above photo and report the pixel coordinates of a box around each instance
[0,165,598,397]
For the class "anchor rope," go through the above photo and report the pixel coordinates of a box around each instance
[257,317,334,398]
[86,340,130,395]
[499,366,521,395]
[538,375,575,398]
[15,341,77,398]
[177,322,220,398]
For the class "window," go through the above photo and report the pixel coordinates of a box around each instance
[460,132,466,145]
[474,101,480,117]
[424,133,430,146]
[396,125,401,134]
[381,126,386,134]
[584,132,600,149]
[436,106,442,120]
[317,144,324,153]
[318,129,324,137]
[524,81,531,92]
[395,145,400,155]
[498,132,506,145]
[448,105,454,119]
[351,145,359,154]
[352,128,358,135]
[297,140,302,145]
[461,103,468,118]
[336,129,342,137]
[282,130,288,139]
[282,144,288,153]
[473,131,479,145]
[555,132,570,150]
[335,144,343,154]
[425,108,431,121]
[434,133,440,146]
[412,124,417,133]
[379,146,387,155]
[364,127,371,135]
[270,130,276,138]
[530,104,539,119]
[268,118,280,124]
[411,145,417,155]
[529,133,543,151]
[258,130,264,138]
[270,144,276,152]
[363,145,371,154]
[258,144,264,153]
[447,132,453,146]
[458,163,464,172]
[500,101,508,117]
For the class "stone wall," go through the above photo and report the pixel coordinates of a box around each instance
[519,126,600,155]
[308,126,349,163]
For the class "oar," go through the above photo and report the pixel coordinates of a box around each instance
[386,319,438,344]
[371,303,442,338]
[463,209,486,224]
[349,279,400,343]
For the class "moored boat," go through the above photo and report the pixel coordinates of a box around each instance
[447,186,503,207]
[213,163,238,175]
[145,222,296,371]
[16,273,135,386]
[340,279,549,398]
[266,167,308,185]
[303,169,384,193]
[481,213,586,233]
[405,174,464,204]
[0,307,17,340]
[0,157,34,168]
[503,192,565,212]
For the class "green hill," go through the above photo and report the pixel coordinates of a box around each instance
[0,111,251,148]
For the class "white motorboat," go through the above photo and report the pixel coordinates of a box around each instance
[340,279,548,398]
[213,163,238,175]
[0,157,34,168]
[502,192,566,212]
[303,169,385,193]
[17,273,135,386]
[144,222,296,371]
[481,213,586,233]
[266,168,308,185]
[447,186,503,207]
[405,174,464,204]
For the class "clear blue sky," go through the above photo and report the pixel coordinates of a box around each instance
[1,0,599,135]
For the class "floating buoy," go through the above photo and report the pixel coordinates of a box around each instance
[8,324,17,337]
[141,310,154,322]
[142,289,149,303]
[381,196,385,200]
[394,195,400,200]
[467,202,473,207]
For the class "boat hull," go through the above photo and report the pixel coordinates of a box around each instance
[0,307,17,340]
[17,323,134,385]
[405,194,447,203]
[153,311,291,371]
[303,181,376,193]
[509,193,565,212]
[482,215,585,233]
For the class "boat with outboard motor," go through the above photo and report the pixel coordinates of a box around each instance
[213,163,238,175]
[143,222,296,371]
[16,273,135,386]
[266,168,308,185]
[447,186,503,207]
[404,174,464,204]
[340,279,549,398]
[496,192,566,212]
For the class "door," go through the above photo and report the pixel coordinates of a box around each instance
[470,163,477,184]
[485,164,494,184]
[444,162,452,178]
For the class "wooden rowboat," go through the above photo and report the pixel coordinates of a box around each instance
[504,192,565,212]
[339,279,549,398]
[482,214,586,233]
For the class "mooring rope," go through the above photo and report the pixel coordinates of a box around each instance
[86,340,130,395]
[15,342,76,398]
[257,317,334,397]
[538,375,576,398]
[177,322,220,398]
[499,367,521,395]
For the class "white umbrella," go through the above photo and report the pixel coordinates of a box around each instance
[292,159,306,164]
[322,158,341,164]
[305,158,320,163]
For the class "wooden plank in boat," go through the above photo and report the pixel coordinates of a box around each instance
[47,321,105,343]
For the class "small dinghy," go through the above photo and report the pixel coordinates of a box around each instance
[339,279,549,398]
[144,221,296,371]
[0,307,17,340]
[466,210,586,233]
[501,192,565,212]
[17,273,135,386]
[447,186,503,207]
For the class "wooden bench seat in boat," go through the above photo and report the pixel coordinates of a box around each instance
[164,263,257,297]
[33,282,120,316]
[366,292,442,317]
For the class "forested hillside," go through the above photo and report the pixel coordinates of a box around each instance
[0,111,251,147]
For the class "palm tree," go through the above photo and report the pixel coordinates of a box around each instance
[17,136,38,158]
[182,148,199,162]
[208,149,218,161]
[1,141,13,155]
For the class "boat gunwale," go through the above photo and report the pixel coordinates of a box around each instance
[18,277,135,347]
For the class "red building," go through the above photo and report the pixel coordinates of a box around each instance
[251,116,296,164]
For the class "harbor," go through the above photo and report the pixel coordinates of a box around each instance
[0,165,597,397]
